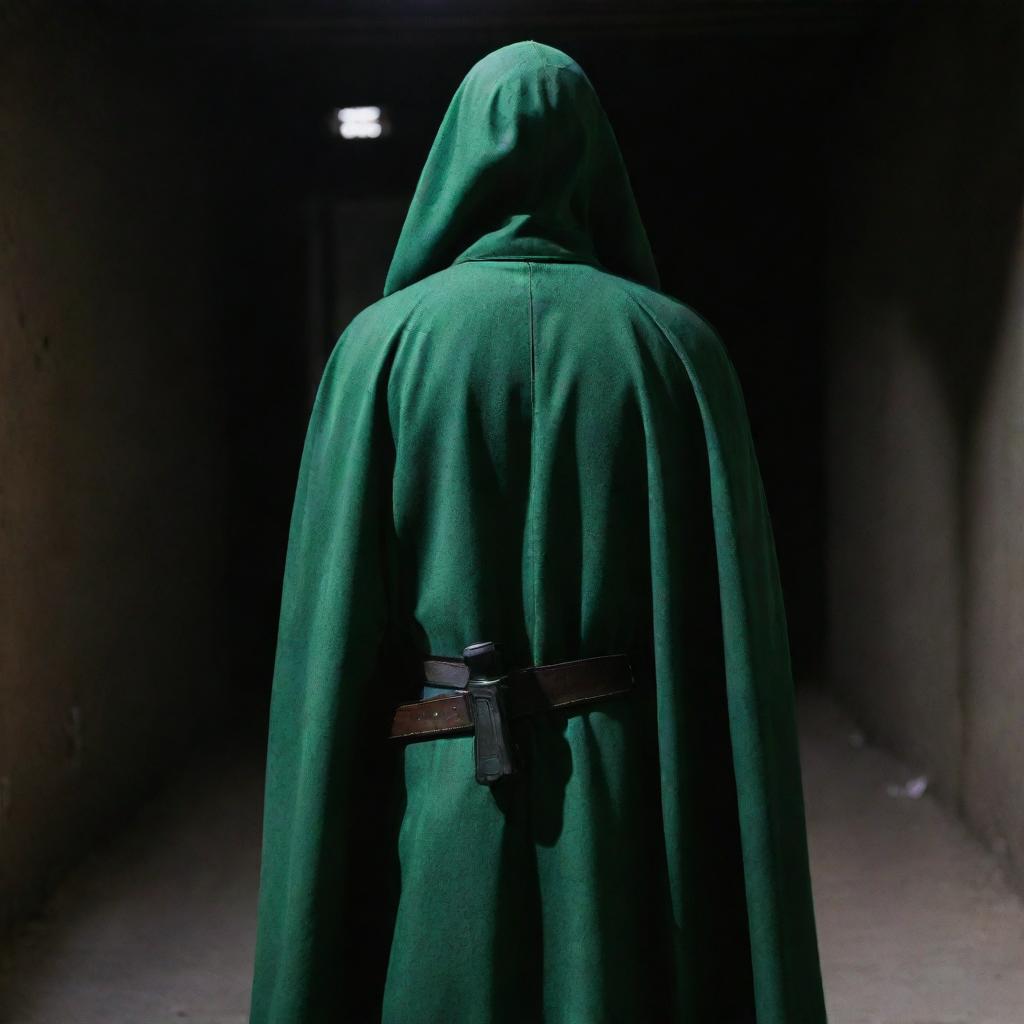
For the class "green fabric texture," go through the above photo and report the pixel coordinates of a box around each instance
[250,40,827,1024]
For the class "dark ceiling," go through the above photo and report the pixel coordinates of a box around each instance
[100,0,902,40]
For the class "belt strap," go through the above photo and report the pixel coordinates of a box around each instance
[389,653,634,741]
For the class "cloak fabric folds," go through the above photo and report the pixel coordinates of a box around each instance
[250,40,827,1024]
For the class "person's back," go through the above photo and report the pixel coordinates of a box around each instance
[250,41,826,1024]
[381,257,711,663]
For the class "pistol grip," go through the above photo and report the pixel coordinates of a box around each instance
[468,683,516,785]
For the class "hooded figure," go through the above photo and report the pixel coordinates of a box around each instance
[250,41,826,1024]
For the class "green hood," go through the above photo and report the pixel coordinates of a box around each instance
[250,39,826,1024]
[383,40,660,296]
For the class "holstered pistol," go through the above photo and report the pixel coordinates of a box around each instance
[463,641,517,785]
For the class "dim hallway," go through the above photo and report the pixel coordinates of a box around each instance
[2,5,1022,1023]
[0,692,1021,1024]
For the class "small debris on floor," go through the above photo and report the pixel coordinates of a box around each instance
[885,774,929,799]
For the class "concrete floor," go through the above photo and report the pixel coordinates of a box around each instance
[1,692,1022,1024]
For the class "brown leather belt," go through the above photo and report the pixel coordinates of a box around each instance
[389,653,635,741]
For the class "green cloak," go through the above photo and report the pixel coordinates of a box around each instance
[250,40,826,1024]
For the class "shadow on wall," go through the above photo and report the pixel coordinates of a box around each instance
[827,0,1024,883]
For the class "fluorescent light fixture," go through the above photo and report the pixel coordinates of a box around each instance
[334,106,388,140]
[338,106,381,123]
[340,120,383,139]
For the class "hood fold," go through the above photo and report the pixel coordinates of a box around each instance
[383,41,659,296]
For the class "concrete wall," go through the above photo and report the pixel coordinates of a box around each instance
[827,2,1024,880]
[0,13,228,932]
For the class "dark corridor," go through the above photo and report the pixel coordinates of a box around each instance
[2,2,1023,1022]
